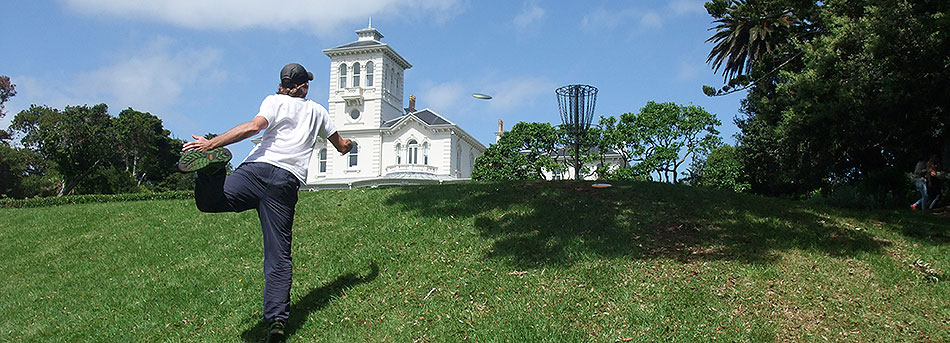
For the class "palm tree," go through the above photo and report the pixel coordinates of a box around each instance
[706,0,798,82]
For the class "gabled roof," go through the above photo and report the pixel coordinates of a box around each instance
[382,109,453,128]
[412,109,452,126]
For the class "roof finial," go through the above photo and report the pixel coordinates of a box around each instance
[368,17,372,29]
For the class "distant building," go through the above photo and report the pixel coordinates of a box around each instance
[493,121,625,181]
[302,25,485,189]
[543,147,626,181]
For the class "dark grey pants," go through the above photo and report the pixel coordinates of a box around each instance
[195,162,300,323]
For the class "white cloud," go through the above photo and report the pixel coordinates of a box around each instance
[513,1,545,29]
[669,0,707,16]
[582,2,706,34]
[676,60,700,81]
[581,8,638,32]
[639,11,663,30]
[419,81,466,112]
[487,77,556,111]
[76,38,225,114]
[415,76,555,118]
[1,38,220,138]
[63,0,465,35]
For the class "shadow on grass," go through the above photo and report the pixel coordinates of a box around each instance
[240,263,379,342]
[383,181,947,268]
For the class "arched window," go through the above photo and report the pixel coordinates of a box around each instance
[318,148,327,173]
[352,62,361,88]
[365,61,374,87]
[348,142,359,167]
[338,63,347,89]
[423,142,429,165]
[350,109,360,120]
[408,139,418,164]
[395,143,402,164]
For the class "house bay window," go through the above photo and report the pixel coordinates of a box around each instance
[408,139,418,164]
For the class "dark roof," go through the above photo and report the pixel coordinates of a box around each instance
[411,109,451,125]
[328,40,383,50]
[382,117,401,128]
[381,109,452,128]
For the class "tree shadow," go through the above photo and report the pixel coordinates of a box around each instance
[887,212,950,244]
[240,263,379,342]
[383,181,945,269]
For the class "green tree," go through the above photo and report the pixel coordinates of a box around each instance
[10,104,121,195]
[688,144,750,192]
[0,76,15,119]
[0,144,58,198]
[0,76,16,141]
[115,108,182,187]
[473,122,562,181]
[621,102,722,183]
[705,0,802,83]
[721,0,950,196]
[595,115,650,180]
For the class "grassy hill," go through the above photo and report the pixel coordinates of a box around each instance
[1,181,947,342]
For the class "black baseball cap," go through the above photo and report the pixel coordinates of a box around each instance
[280,63,314,87]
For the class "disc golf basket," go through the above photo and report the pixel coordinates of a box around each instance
[556,84,598,180]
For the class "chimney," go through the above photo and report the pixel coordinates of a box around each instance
[495,119,504,143]
[408,94,416,112]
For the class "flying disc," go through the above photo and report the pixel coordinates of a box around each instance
[592,183,612,189]
[472,93,492,100]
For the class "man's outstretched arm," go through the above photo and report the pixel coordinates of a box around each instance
[328,132,353,155]
[182,116,269,151]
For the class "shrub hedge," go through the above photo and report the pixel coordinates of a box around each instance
[0,191,194,209]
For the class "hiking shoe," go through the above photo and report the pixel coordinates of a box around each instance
[265,321,286,343]
[177,147,231,173]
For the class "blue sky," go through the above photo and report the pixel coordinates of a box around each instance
[2,0,744,161]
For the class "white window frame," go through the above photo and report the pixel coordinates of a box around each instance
[408,139,418,164]
[338,63,347,89]
[423,142,429,165]
[353,62,361,88]
[318,148,327,173]
[365,61,374,87]
[395,143,402,164]
[348,141,359,167]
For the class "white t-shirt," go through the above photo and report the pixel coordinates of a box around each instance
[243,94,336,182]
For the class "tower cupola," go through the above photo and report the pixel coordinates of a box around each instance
[356,19,384,42]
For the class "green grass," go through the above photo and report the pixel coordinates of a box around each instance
[1,181,947,342]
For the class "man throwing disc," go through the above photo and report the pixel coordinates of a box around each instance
[178,63,352,342]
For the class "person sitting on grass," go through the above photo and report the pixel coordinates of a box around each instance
[178,63,352,343]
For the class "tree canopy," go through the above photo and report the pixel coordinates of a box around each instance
[474,102,722,183]
[707,0,950,196]
[4,104,191,197]
[473,122,562,181]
